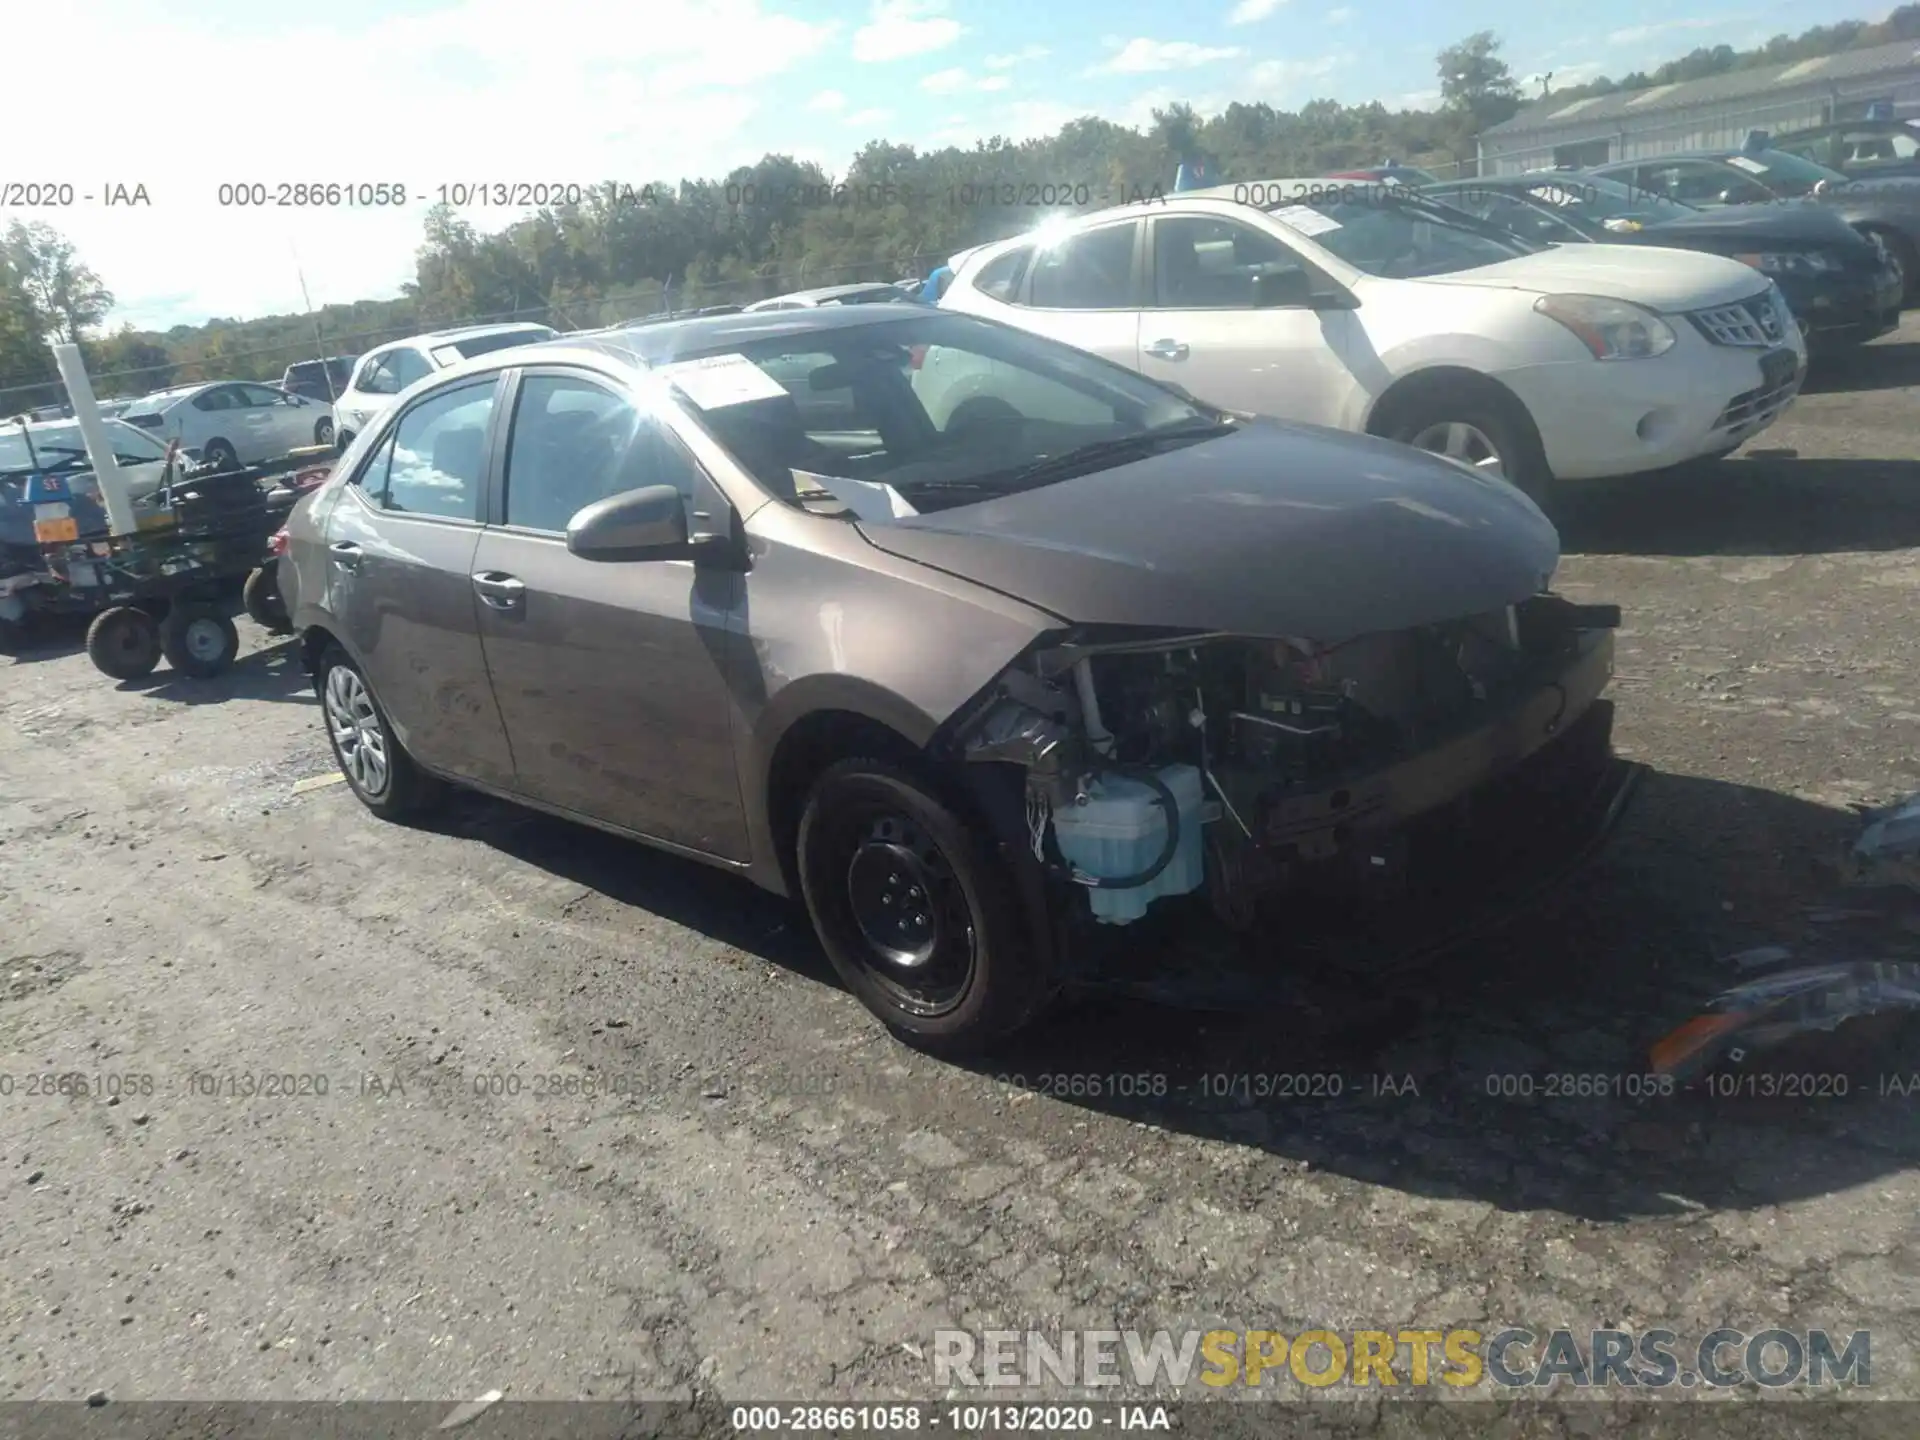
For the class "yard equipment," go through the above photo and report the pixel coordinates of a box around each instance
[28,460,303,680]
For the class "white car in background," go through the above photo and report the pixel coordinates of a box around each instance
[119,381,335,470]
[329,323,557,450]
[935,180,1808,505]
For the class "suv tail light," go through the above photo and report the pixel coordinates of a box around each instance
[268,528,290,557]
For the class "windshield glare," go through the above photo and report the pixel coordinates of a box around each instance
[1275,196,1530,277]
[1738,149,1848,195]
[672,313,1215,511]
[1518,175,1695,226]
[0,420,168,475]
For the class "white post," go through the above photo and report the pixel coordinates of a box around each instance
[51,341,137,538]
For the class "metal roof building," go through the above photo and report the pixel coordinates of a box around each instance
[1477,38,1920,176]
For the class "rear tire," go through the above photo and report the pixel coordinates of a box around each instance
[160,602,239,678]
[315,644,443,820]
[203,439,240,471]
[314,417,335,448]
[243,565,291,633]
[796,757,1044,1054]
[1382,382,1555,513]
[86,606,162,679]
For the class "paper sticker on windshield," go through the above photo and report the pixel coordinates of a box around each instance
[655,353,790,410]
[1271,204,1342,237]
[1527,185,1580,206]
[1727,155,1769,173]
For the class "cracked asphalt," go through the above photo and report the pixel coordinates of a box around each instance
[4,322,1920,1435]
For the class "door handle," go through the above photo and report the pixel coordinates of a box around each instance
[471,571,526,609]
[328,541,362,570]
[1145,338,1189,361]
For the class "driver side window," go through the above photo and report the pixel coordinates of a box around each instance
[502,374,703,534]
[1151,215,1304,309]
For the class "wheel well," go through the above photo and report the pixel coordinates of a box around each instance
[1365,365,1541,449]
[764,710,926,891]
[299,624,339,677]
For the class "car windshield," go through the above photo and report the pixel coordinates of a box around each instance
[1265,191,1534,277]
[0,420,170,477]
[665,311,1225,514]
[1726,149,1848,196]
[1507,175,1698,230]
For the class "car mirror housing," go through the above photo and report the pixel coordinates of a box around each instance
[566,484,693,562]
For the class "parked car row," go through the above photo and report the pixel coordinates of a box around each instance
[119,381,335,471]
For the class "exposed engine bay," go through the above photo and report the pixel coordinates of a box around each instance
[950,593,1622,933]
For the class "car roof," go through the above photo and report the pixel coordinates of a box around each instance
[416,304,932,386]
[371,322,555,354]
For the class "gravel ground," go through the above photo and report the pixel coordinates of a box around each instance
[4,324,1920,1431]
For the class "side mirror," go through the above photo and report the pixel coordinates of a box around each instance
[1251,269,1314,308]
[566,484,692,562]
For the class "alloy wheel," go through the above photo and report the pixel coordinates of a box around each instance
[1409,420,1507,477]
[324,664,390,797]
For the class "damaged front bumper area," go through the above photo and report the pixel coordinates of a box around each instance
[944,595,1641,1006]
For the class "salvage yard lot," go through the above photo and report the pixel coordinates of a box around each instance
[3,325,1920,1422]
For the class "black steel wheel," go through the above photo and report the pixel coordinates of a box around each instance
[796,758,1042,1052]
[242,564,291,633]
[203,439,240,471]
[160,602,239,678]
[86,606,163,679]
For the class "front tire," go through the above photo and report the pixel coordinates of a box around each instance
[314,418,335,448]
[1860,224,1915,304]
[316,644,442,819]
[86,606,162,679]
[160,602,239,678]
[203,439,240,472]
[796,758,1043,1054]
[1384,384,1553,511]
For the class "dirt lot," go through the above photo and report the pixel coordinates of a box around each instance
[4,326,1920,1429]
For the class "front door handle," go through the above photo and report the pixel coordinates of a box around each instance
[471,571,526,609]
[328,541,362,570]
[1145,338,1189,361]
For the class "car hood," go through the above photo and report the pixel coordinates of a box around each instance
[1417,244,1768,310]
[854,419,1560,643]
[1636,203,1861,248]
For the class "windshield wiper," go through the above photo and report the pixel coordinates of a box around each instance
[963,421,1236,493]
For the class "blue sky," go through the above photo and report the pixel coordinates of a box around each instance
[5,0,1888,331]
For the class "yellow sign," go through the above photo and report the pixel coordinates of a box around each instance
[34,516,79,544]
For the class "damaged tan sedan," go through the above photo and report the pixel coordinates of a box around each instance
[281,304,1634,1051]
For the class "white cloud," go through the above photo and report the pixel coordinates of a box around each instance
[921,67,1013,95]
[1227,0,1285,22]
[985,44,1050,68]
[851,0,963,63]
[843,107,894,129]
[1095,39,1247,74]
[808,88,848,111]
[8,0,840,330]
[1325,6,1352,21]
[1249,53,1344,93]
[1607,16,1721,45]
[1390,87,1442,110]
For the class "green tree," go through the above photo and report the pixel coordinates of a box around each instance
[2,221,114,344]
[1438,31,1521,134]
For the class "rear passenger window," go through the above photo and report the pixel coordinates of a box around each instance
[1026,223,1139,309]
[971,247,1031,302]
[377,380,496,521]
